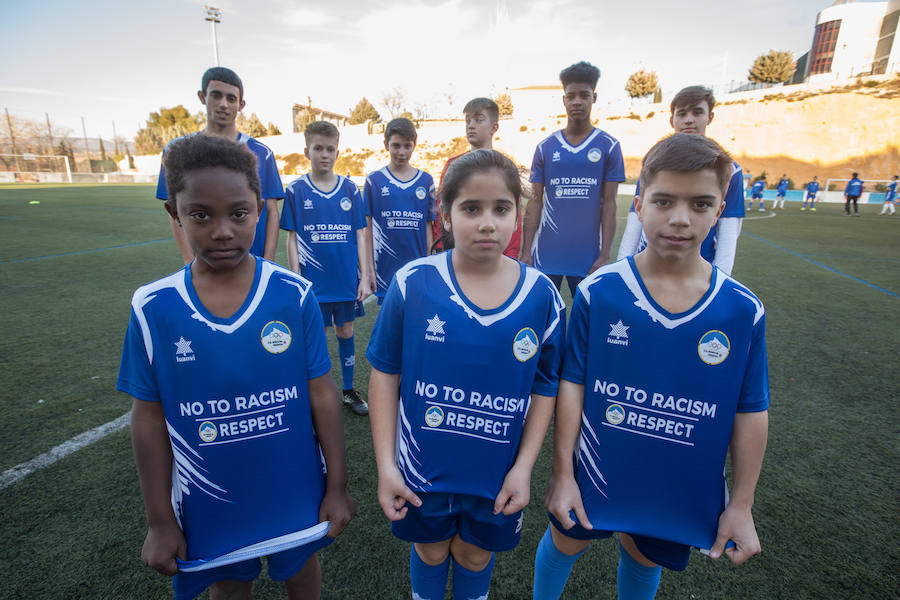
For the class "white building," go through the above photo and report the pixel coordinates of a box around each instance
[806,0,896,82]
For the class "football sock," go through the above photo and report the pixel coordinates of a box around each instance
[337,335,355,390]
[616,540,661,600]
[409,547,450,600]
[451,553,494,600]
[533,525,586,600]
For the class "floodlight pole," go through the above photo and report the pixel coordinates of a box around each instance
[204,6,222,66]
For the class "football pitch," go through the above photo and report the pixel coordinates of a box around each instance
[0,184,897,599]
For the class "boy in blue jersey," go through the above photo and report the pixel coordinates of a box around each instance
[281,121,372,415]
[880,175,897,215]
[801,176,819,211]
[533,134,769,600]
[120,135,355,600]
[364,118,436,302]
[521,61,625,297]
[617,86,746,275]
[156,67,284,263]
[844,173,864,216]
[748,175,766,212]
[773,174,789,209]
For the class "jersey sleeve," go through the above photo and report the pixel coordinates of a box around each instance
[532,287,566,397]
[529,143,545,184]
[366,278,405,374]
[560,287,590,385]
[351,184,366,230]
[363,175,374,218]
[604,141,626,182]
[738,312,769,412]
[116,309,159,402]
[260,150,285,201]
[301,287,331,380]
[722,166,746,218]
[279,184,299,232]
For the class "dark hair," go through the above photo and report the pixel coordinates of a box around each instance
[559,61,600,89]
[201,67,244,99]
[852,172,859,178]
[639,133,733,195]
[435,150,521,251]
[164,135,260,206]
[463,98,499,123]
[304,121,340,146]
[670,85,716,114]
[384,118,417,143]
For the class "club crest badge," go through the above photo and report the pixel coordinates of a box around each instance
[698,330,730,365]
[198,421,217,442]
[261,321,292,354]
[513,328,539,362]
[424,406,444,427]
[606,404,626,425]
[415,186,427,200]
[588,148,602,162]
[340,197,352,211]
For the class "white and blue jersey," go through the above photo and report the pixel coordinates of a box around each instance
[529,129,625,277]
[117,259,331,566]
[364,167,437,299]
[885,181,897,202]
[845,178,863,196]
[157,133,285,258]
[280,175,367,303]
[563,257,769,551]
[367,252,566,500]
[629,162,745,263]
[750,180,765,198]
[806,181,820,198]
[776,178,789,196]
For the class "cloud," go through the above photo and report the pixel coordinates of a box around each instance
[0,86,67,97]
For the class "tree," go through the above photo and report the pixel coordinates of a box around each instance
[748,50,796,84]
[133,105,205,154]
[237,112,267,138]
[625,70,660,99]
[266,122,282,136]
[380,87,407,119]
[653,86,663,103]
[99,137,107,160]
[494,93,513,117]
[349,97,381,124]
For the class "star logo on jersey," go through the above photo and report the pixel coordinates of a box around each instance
[261,321,292,354]
[424,314,446,342]
[698,330,730,365]
[607,320,629,346]
[340,197,352,211]
[415,186,427,200]
[174,336,196,362]
[587,148,603,162]
[513,327,539,362]
[552,150,561,162]
[381,185,390,196]
[303,198,313,209]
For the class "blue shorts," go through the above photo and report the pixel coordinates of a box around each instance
[806,193,816,200]
[392,492,522,552]
[547,512,690,572]
[776,191,786,198]
[751,192,763,199]
[547,274,584,298]
[173,537,333,600]
[319,300,364,328]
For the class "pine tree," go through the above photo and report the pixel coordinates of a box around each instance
[494,93,513,117]
[625,70,660,99]
[748,50,796,84]
[349,97,381,124]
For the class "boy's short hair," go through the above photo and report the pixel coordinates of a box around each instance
[384,118,417,143]
[639,133,733,195]
[852,172,858,178]
[463,98,499,123]
[670,85,716,114]
[201,66,244,99]
[304,121,340,146]
[559,61,600,90]
[164,135,260,206]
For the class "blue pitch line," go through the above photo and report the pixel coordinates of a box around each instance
[0,215,25,220]
[742,232,898,298]
[0,238,170,264]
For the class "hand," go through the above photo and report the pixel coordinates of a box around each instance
[588,254,609,274]
[319,487,357,538]
[357,278,373,302]
[377,466,422,521]
[141,521,186,576]
[493,464,531,515]
[544,472,592,530]
[709,504,761,565]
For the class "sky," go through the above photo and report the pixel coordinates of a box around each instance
[0,0,879,143]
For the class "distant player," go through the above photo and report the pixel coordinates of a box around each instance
[748,176,766,212]
[844,173,864,216]
[156,67,284,263]
[368,150,565,600]
[432,97,523,258]
[521,61,625,297]
[617,86,746,276]
[801,176,819,211]
[533,134,769,600]
[773,174,789,209]
[121,134,355,600]
[280,121,372,415]
[364,118,436,302]
[880,175,898,215]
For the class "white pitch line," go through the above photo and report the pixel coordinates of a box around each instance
[0,411,131,491]
[744,210,777,221]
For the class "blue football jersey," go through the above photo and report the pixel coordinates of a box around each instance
[845,178,863,196]
[117,258,332,565]
[367,252,565,500]
[629,162,745,263]
[806,181,820,196]
[750,180,765,195]
[157,133,285,258]
[364,167,437,298]
[562,258,768,551]
[280,175,367,303]
[777,178,789,193]
[529,129,626,276]
[886,181,897,202]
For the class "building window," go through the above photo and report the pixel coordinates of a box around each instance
[810,19,841,75]
[874,10,899,74]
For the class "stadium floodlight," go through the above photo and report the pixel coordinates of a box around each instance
[204,5,222,66]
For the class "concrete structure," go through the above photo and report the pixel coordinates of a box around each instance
[807,1,891,82]
[873,0,900,73]
[291,101,351,133]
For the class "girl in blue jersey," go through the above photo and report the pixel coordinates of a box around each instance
[367,149,565,600]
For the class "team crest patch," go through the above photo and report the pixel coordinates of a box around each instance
[311,232,320,242]
[261,321,292,354]
[587,148,603,162]
[387,218,396,228]
[198,421,217,442]
[424,406,444,427]
[605,404,625,425]
[555,187,564,198]
[415,186,427,200]
[513,328,539,362]
[340,197,352,211]
[698,330,730,365]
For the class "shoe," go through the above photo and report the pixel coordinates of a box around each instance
[854,213,860,217]
[759,208,765,212]
[801,207,806,211]
[810,207,816,211]
[342,388,369,415]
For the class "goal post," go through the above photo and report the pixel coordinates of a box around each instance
[0,153,72,183]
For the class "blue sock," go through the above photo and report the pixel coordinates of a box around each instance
[409,546,450,600]
[451,553,494,600]
[616,540,661,600]
[337,334,355,391]
[533,525,586,600]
